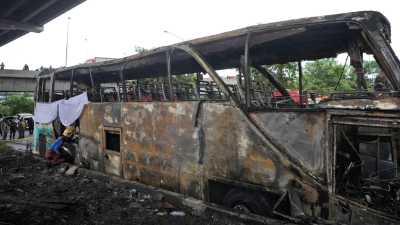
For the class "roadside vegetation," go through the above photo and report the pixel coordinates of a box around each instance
[0,92,34,117]
[0,141,16,155]
[250,58,380,93]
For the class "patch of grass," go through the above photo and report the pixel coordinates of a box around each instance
[0,141,16,155]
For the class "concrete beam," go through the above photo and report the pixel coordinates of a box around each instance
[0,77,36,92]
[0,18,43,33]
[0,0,30,18]
[0,69,69,92]
[20,0,59,23]
[0,69,38,92]
[0,0,57,39]
[0,69,39,78]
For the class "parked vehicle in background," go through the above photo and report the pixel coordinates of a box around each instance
[14,113,33,121]
[13,113,34,130]
[23,116,34,130]
[0,116,14,123]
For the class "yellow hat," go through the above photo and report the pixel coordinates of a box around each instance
[63,127,74,137]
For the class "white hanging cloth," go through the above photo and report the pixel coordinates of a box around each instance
[59,92,90,126]
[34,101,60,123]
[33,92,90,125]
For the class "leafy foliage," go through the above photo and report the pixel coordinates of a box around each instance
[363,60,380,87]
[1,93,34,116]
[246,57,380,93]
[264,63,299,91]
[0,104,10,117]
[134,46,148,54]
[172,74,196,85]
[303,58,356,92]
[237,62,299,91]
[0,141,16,155]
[363,60,380,74]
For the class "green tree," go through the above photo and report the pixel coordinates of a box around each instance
[0,104,10,116]
[264,63,299,90]
[172,74,196,85]
[2,93,34,116]
[237,62,299,91]
[303,58,356,92]
[363,60,380,87]
[134,46,148,54]
[363,60,380,74]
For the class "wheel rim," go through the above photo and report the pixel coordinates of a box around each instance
[232,200,257,214]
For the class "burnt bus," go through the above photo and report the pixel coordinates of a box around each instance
[34,11,400,224]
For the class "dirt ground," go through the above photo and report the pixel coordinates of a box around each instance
[0,150,238,225]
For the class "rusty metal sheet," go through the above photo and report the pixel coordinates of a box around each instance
[76,101,325,205]
[104,150,121,176]
[250,111,326,181]
[317,98,400,110]
[200,103,279,183]
[76,103,107,171]
[120,101,204,199]
[103,103,121,126]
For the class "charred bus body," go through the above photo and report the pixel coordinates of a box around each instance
[34,11,400,224]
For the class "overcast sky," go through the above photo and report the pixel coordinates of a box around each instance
[0,0,398,71]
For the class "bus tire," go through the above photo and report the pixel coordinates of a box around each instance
[221,187,272,217]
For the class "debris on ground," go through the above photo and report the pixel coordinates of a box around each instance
[0,150,237,225]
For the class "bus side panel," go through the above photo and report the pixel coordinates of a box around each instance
[121,102,203,199]
[77,102,323,207]
[77,104,107,172]
[250,111,326,182]
[103,103,121,127]
[201,103,284,186]
[201,104,320,199]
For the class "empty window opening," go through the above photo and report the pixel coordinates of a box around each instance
[105,130,120,152]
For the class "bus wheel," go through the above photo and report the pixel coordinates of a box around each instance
[221,188,271,217]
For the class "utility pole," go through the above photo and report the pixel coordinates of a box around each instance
[65,17,71,67]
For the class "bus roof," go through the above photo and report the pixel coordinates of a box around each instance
[43,11,396,88]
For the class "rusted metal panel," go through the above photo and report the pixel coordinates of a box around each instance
[200,103,285,187]
[250,111,326,181]
[104,150,121,176]
[76,104,105,171]
[317,98,400,110]
[76,101,323,204]
[198,103,325,204]
[120,101,204,199]
[103,103,121,126]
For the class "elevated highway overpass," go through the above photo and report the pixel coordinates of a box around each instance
[0,69,38,92]
[0,0,86,47]
[0,0,86,92]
